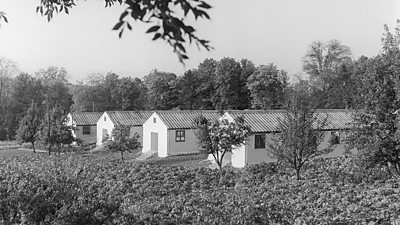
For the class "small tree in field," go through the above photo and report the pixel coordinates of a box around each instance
[194,115,251,170]
[15,102,41,153]
[105,125,141,161]
[268,82,330,180]
[37,105,75,155]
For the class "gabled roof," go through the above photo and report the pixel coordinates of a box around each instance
[227,109,353,133]
[70,112,103,126]
[156,110,220,129]
[106,111,153,126]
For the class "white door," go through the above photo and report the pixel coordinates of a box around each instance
[151,132,158,152]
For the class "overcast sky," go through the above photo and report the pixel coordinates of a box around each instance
[0,0,399,82]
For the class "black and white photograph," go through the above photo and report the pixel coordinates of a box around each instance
[0,0,399,224]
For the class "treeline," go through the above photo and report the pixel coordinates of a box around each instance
[0,26,396,141]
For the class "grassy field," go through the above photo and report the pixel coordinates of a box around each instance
[0,146,211,169]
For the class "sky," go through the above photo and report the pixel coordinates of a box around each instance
[0,0,399,82]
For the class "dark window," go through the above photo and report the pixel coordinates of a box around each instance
[153,118,156,123]
[330,131,340,145]
[83,125,91,135]
[175,130,185,142]
[104,116,106,122]
[254,134,266,149]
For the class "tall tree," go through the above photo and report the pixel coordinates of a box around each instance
[212,57,243,110]
[0,58,19,140]
[176,69,202,109]
[268,83,330,180]
[302,40,352,86]
[196,58,217,109]
[37,105,75,155]
[72,73,147,112]
[37,67,73,114]
[348,21,400,174]
[302,40,354,108]
[238,59,256,109]
[114,77,141,110]
[15,102,41,153]
[247,63,288,110]
[144,70,178,110]
[9,73,44,137]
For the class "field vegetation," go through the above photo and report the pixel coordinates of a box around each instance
[1,150,400,224]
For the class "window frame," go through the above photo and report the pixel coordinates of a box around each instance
[175,130,185,142]
[82,125,91,135]
[254,134,266,149]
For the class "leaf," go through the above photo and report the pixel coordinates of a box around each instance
[127,23,132,30]
[3,16,7,23]
[65,7,69,15]
[182,3,190,16]
[198,2,212,9]
[152,33,161,40]
[119,29,124,38]
[120,11,128,21]
[146,25,160,33]
[176,43,186,53]
[113,21,124,30]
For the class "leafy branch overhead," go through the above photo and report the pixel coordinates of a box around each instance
[35,0,213,62]
[0,11,8,24]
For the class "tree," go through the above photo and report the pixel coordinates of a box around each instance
[37,105,75,155]
[194,115,251,170]
[0,58,19,140]
[9,73,44,138]
[33,0,212,62]
[212,57,243,110]
[144,70,178,110]
[302,40,354,108]
[105,125,141,161]
[238,59,256,109]
[196,58,217,109]
[247,63,288,110]
[37,67,73,114]
[347,21,400,175]
[302,40,352,85]
[176,69,202,109]
[15,102,41,153]
[267,83,330,180]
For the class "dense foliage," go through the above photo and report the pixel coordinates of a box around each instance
[0,153,399,224]
[347,20,400,174]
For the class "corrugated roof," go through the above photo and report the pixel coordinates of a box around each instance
[71,112,103,125]
[227,109,353,133]
[156,110,220,129]
[106,111,153,126]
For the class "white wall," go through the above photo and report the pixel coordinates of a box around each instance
[142,113,168,156]
[74,125,97,145]
[232,130,351,168]
[66,114,97,145]
[167,129,200,156]
[244,134,276,166]
[96,112,115,146]
[66,113,76,138]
